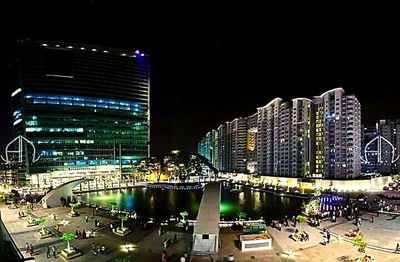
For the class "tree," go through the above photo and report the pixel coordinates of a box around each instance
[70,203,78,214]
[26,206,33,220]
[180,211,189,222]
[37,217,46,234]
[296,215,307,232]
[238,211,247,220]
[157,159,167,183]
[110,202,117,213]
[118,214,128,229]
[353,235,367,253]
[60,232,76,251]
[303,199,320,217]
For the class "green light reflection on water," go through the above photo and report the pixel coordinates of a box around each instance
[190,202,236,218]
[220,202,237,214]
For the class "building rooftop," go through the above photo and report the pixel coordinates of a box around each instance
[18,39,148,58]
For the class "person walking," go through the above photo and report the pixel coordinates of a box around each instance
[395,243,400,254]
[92,242,97,254]
[29,244,34,256]
[85,216,88,223]
[52,245,57,258]
[46,246,51,259]
[162,239,168,249]
[161,250,168,262]
[25,243,29,254]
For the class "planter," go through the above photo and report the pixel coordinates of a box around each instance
[60,247,82,260]
[37,229,53,239]
[69,211,79,217]
[114,227,132,236]
[25,220,38,227]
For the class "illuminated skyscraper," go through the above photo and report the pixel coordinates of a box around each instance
[10,40,150,183]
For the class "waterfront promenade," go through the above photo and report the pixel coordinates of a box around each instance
[2,184,400,261]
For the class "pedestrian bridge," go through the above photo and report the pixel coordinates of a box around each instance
[41,178,89,208]
[192,182,221,254]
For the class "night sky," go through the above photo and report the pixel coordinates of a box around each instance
[1,2,399,156]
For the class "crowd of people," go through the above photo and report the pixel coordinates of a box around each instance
[92,241,107,255]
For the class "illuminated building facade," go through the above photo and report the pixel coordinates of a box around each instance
[246,113,258,173]
[362,120,400,174]
[313,88,361,178]
[228,118,247,173]
[198,88,361,178]
[11,40,150,178]
[361,125,379,173]
[217,124,228,171]
[291,98,316,178]
[256,98,281,176]
[379,119,400,174]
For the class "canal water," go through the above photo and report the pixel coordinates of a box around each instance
[78,186,304,221]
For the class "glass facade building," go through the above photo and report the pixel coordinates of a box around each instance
[11,40,150,177]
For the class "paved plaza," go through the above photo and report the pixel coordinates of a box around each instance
[0,203,191,261]
[267,212,400,261]
[206,210,400,262]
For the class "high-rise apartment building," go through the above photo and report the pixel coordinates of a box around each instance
[198,88,362,178]
[246,113,258,173]
[291,98,316,178]
[313,88,361,178]
[379,119,400,174]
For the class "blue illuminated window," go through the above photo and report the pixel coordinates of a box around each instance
[25,93,144,112]
[26,127,43,132]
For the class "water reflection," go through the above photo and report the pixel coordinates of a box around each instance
[79,186,304,221]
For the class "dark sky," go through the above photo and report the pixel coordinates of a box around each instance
[1,2,400,156]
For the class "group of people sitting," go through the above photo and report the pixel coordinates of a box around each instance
[75,228,94,239]
[270,220,283,231]
[292,229,310,242]
[92,242,106,255]
[345,227,362,237]
[308,217,321,227]
[18,211,26,219]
